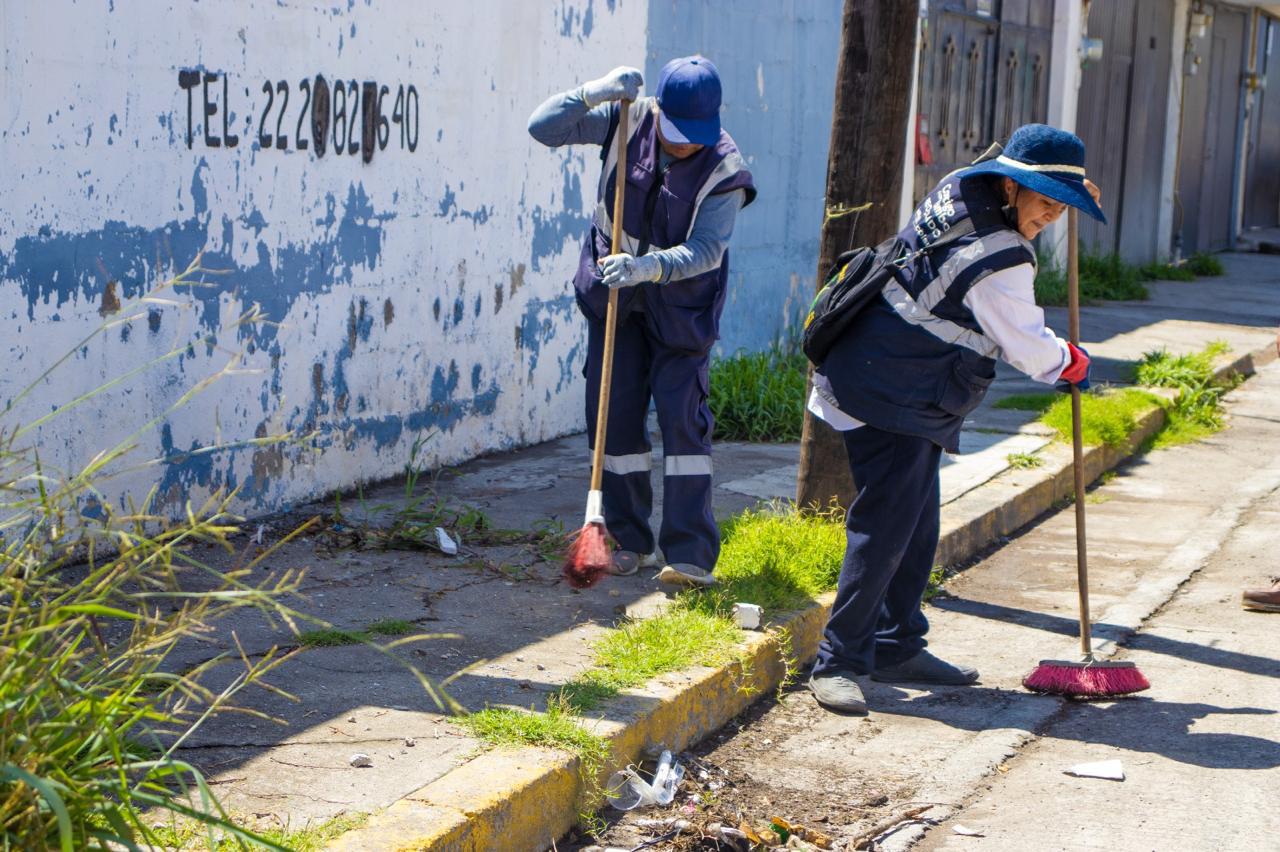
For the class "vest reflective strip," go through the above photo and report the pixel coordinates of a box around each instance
[685,150,746,241]
[664,454,712,476]
[915,230,1032,313]
[603,452,653,475]
[595,99,651,244]
[882,278,1004,360]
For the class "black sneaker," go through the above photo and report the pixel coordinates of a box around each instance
[871,650,979,685]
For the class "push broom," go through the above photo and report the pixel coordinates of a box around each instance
[563,100,630,590]
[1022,208,1150,698]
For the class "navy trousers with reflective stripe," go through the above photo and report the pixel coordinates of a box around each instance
[584,310,719,570]
[813,426,941,677]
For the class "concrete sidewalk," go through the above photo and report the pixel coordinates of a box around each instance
[167,253,1278,848]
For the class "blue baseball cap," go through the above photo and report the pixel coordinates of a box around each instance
[960,123,1107,223]
[656,56,722,146]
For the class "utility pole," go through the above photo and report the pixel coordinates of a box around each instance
[796,0,920,510]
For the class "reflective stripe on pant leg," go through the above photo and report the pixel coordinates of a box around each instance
[603,452,654,475]
[664,454,712,476]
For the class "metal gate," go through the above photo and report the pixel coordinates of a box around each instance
[1075,0,1175,261]
[913,0,1054,201]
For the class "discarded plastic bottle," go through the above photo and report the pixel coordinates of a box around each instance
[604,750,685,810]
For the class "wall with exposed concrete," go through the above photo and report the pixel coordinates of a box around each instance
[0,1,841,519]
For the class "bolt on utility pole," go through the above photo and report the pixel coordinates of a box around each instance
[796,0,920,511]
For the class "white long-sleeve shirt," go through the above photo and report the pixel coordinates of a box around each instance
[808,262,1069,432]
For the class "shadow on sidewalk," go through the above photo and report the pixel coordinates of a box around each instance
[869,684,1279,771]
[931,597,1280,682]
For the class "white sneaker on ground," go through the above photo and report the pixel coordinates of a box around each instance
[657,563,717,588]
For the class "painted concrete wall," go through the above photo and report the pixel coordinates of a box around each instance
[0,1,841,520]
[645,0,842,354]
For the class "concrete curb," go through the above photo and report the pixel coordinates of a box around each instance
[327,342,1276,852]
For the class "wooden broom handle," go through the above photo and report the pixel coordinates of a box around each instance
[589,101,629,493]
[1067,208,1092,657]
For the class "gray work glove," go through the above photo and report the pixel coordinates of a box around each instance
[598,253,662,289]
[581,66,643,108]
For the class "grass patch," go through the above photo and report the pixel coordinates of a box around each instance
[1039,388,1164,449]
[149,813,370,851]
[298,618,416,647]
[1006,451,1043,469]
[458,697,612,815]
[993,392,1058,413]
[709,348,808,442]
[560,609,742,711]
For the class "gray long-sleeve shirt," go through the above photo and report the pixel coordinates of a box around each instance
[527,88,745,284]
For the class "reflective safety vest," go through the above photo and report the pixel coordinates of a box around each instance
[573,98,756,353]
[818,173,1034,452]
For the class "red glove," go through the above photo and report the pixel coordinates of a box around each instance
[1059,342,1091,387]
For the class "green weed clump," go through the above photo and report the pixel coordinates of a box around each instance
[690,504,846,616]
[1006,452,1043,469]
[1185,252,1225,276]
[1034,249,1149,306]
[1133,342,1239,448]
[709,348,808,442]
[1137,262,1196,282]
[993,393,1058,413]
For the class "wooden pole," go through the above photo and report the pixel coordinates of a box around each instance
[796,0,920,511]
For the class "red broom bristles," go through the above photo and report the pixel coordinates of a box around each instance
[1023,661,1150,698]
[562,521,611,589]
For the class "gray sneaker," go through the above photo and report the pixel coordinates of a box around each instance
[871,650,979,685]
[657,563,717,588]
[608,551,659,577]
[809,670,868,715]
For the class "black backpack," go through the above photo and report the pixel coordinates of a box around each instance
[800,224,972,365]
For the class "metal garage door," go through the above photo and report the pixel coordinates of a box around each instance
[1244,14,1280,229]
[1075,0,1175,262]
[1177,3,1249,254]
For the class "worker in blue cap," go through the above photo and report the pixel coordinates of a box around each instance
[807,124,1104,714]
[529,58,756,588]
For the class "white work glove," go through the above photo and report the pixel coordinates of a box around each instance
[581,66,643,107]
[598,253,662,289]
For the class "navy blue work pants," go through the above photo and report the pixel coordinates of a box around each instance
[584,311,719,570]
[813,426,942,676]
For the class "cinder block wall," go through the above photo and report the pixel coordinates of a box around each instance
[0,0,839,519]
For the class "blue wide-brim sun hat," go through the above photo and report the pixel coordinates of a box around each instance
[961,123,1107,224]
[656,56,722,147]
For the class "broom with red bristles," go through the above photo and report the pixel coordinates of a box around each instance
[563,100,630,590]
[1023,209,1150,698]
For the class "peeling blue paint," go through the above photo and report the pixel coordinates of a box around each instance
[1,163,394,347]
[520,293,577,381]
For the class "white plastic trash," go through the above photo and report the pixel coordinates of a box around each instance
[733,602,763,630]
[434,527,458,555]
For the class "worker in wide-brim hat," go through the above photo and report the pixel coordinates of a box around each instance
[807,124,1104,715]
[528,58,756,589]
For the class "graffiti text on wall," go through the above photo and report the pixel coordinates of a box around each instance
[177,71,420,163]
